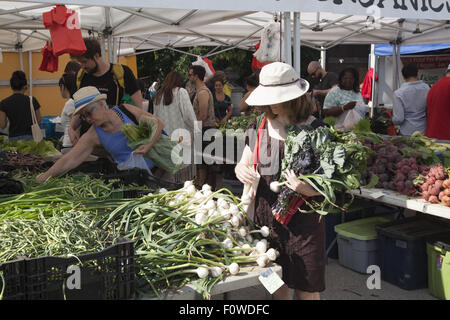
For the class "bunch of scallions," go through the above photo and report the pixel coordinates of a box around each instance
[98,181,277,300]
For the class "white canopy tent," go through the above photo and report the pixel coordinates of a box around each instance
[1,1,448,53]
[0,0,448,106]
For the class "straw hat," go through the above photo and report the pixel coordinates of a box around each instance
[72,86,107,115]
[245,62,309,106]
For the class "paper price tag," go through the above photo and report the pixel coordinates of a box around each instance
[369,191,385,199]
[258,268,284,294]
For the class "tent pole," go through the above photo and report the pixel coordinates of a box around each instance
[293,12,301,75]
[99,33,106,61]
[372,56,379,118]
[392,43,397,92]
[320,47,326,69]
[283,12,291,65]
[369,44,375,117]
[105,7,113,63]
[28,50,32,97]
[17,32,23,71]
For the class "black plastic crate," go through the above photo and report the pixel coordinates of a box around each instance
[93,169,183,191]
[376,215,450,290]
[0,259,27,300]
[23,238,135,300]
[108,189,151,199]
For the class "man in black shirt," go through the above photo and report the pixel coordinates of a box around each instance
[68,38,143,145]
[307,61,338,119]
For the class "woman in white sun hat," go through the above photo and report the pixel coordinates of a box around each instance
[235,62,326,300]
[37,86,164,182]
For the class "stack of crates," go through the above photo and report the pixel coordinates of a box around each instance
[376,215,450,290]
[426,233,450,300]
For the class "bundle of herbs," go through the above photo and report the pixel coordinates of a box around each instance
[270,124,373,217]
[122,115,183,174]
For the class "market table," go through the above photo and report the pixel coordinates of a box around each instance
[349,188,450,220]
[140,263,282,300]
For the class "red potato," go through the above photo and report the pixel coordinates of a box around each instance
[422,191,430,201]
[428,195,439,204]
[439,191,445,201]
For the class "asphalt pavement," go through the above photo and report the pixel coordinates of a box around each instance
[213,258,438,300]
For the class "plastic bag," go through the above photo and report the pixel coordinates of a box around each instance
[254,22,284,63]
[192,56,214,82]
[241,170,260,222]
[117,152,151,174]
[342,109,363,130]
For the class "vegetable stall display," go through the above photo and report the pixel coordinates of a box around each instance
[0,137,61,158]
[98,181,276,299]
[0,175,276,300]
[217,111,262,136]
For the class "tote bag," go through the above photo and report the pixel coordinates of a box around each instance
[29,96,44,142]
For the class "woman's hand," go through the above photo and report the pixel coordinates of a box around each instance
[68,126,80,145]
[284,170,320,197]
[235,162,257,185]
[133,143,151,155]
[36,173,49,183]
[343,101,357,111]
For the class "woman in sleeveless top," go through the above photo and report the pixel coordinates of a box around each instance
[235,63,326,300]
[153,71,197,183]
[37,86,163,182]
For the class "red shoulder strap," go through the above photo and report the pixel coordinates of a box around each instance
[253,116,266,170]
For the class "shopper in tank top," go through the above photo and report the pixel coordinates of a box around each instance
[189,65,219,189]
[36,86,163,182]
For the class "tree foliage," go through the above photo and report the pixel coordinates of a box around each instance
[136,45,320,87]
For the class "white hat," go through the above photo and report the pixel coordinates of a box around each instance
[245,62,309,106]
[447,63,450,71]
[72,86,107,115]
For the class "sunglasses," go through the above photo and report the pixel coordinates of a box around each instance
[309,67,320,78]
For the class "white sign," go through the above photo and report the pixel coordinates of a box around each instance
[258,268,284,294]
[16,0,450,20]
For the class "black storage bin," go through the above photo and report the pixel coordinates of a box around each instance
[25,238,135,300]
[376,215,450,290]
[1,238,135,300]
[0,259,27,300]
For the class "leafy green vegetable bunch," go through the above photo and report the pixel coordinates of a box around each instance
[122,116,183,174]
[272,124,372,216]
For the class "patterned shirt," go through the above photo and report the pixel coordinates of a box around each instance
[323,86,365,118]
